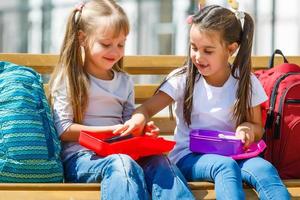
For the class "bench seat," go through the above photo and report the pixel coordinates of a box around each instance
[1,53,300,199]
[0,180,300,200]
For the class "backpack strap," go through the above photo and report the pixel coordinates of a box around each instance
[268,49,288,68]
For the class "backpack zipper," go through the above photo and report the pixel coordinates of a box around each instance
[265,72,300,130]
[285,99,300,103]
[274,86,300,139]
[273,83,300,166]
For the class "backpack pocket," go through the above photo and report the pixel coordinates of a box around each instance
[0,108,52,161]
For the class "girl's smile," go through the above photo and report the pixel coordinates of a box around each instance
[103,56,117,63]
[84,26,127,80]
[190,25,233,87]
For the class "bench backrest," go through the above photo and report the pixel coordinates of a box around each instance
[1,53,300,134]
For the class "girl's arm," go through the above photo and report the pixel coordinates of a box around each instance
[114,91,174,136]
[235,105,264,147]
[60,123,123,142]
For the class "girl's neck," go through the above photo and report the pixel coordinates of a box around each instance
[203,64,231,87]
[91,69,114,80]
[84,61,114,80]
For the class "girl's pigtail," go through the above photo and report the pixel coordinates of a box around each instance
[58,8,88,123]
[183,58,198,126]
[232,12,254,126]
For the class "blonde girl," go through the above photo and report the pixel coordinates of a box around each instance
[49,0,194,199]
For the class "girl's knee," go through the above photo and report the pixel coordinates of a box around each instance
[140,155,180,177]
[147,155,169,166]
[244,157,278,175]
[107,154,143,175]
[217,157,240,171]
[209,157,241,179]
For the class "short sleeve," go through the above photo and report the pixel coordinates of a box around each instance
[159,69,186,101]
[51,79,73,136]
[251,73,268,107]
[122,77,135,122]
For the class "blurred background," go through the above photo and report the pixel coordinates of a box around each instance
[0,0,299,56]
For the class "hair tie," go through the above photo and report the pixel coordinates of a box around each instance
[228,0,244,30]
[198,0,206,10]
[186,0,206,25]
[186,15,193,24]
[74,2,85,25]
[235,10,245,30]
[75,3,85,12]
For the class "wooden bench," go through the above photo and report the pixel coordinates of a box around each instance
[0,53,300,199]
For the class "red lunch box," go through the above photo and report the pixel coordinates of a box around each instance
[79,130,176,160]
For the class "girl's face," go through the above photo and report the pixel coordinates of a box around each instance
[84,26,127,80]
[190,25,237,86]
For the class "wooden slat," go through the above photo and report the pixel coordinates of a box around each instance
[0,53,58,74]
[0,180,299,200]
[251,56,300,69]
[134,84,157,103]
[123,55,186,74]
[2,53,300,75]
[151,116,176,135]
[0,183,99,191]
[0,191,99,200]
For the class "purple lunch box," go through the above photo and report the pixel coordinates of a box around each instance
[189,129,244,156]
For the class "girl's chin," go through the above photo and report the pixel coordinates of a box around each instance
[197,68,210,76]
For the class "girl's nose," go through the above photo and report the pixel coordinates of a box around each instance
[195,52,202,63]
[109,46,121,57]
[196,51,201,60]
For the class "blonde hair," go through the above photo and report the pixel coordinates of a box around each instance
[49,0,129,123]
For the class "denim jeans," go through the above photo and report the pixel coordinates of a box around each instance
[137,155,195,200]
[64,150,194,200]
[177,153,290,200]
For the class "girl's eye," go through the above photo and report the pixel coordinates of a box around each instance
[118,44,125,48]
[100,43,111,48]
[191,46,198,51]
[204,50,213,54]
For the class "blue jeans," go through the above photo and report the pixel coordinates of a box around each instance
[64,150,194,200]
[137,155,195,200]
[177,153,290,200]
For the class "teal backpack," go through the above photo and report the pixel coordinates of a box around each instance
[0,61,63,182]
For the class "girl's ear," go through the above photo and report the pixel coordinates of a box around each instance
[78,30,86,46]
[228,42,239,56]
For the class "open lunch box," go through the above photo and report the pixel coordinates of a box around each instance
[79,130,176,160]
[189,129,266,160]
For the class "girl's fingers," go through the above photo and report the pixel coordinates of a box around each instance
[120,124,136,136]
[146,121,154,126]
[113,124,129,135]
[151,128,160,137]
[145,121,154,130]
[121,121,146,136]
[144,121,160,137]
[244,132,254,147]
[144,128,160,138]
[236,131,246,143]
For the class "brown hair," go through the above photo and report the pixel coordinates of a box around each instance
[48,0,129,123]
[160,5,254,127]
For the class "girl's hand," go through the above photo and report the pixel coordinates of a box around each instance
[113,113,146,136]
[113,120,159,137]
[235,122,255,148]
[144,121,160,137]
[111,124,125,135]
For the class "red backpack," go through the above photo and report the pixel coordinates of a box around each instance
[255,49,300,179]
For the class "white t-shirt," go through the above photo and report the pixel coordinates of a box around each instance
[160,69,268,164]
[52,70,135,161]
